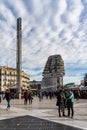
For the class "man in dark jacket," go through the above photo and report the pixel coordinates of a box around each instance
[24,90,28,104]
[3,89,12,110]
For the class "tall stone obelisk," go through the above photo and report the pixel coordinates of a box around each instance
[16,17,22,99]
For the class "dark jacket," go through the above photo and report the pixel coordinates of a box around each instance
[24,91,28,99]
[56,92,62,106]
[28,93,33,100]
[4,92,12,100]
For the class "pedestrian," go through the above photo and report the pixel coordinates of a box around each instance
[0,95,1,103]
[24,89,28,105]
[76,90,80,100]
[61,90,66,116]
[56,89,65,117]
[66,89,74,118]
[38,91,42,101]
[3,88,13,110]
[28,91,33,104]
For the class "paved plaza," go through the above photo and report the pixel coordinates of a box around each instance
[0,97,87,130]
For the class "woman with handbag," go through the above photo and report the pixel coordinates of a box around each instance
[56,90,65,117]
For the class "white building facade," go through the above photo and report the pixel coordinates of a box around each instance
[0,66,30,91]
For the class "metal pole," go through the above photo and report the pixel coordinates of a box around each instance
[16,17,22,99]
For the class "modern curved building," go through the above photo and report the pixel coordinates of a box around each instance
[42,55,65,90]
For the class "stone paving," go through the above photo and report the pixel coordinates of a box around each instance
[0,97,87,130]
[0,115,83,130]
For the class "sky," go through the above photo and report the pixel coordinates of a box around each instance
[0,0,87,85]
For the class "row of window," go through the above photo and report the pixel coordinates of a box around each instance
[3,82,13,86]
[3,71,29,77]
[2,71,16,75]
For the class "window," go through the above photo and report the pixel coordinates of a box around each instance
[4,82,6,86]
[4,75,7,80]
[10,82,12,85]
[5,71,6,75]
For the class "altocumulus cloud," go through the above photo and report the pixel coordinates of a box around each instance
[0,0,87,84]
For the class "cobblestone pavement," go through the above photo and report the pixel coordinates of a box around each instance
[0,115,83,130]
[0,97,87,130]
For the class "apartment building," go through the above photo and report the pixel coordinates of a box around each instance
[0,66,30,91]
[84,73,87,86]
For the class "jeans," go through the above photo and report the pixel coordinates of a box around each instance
[58,104,62,116]
[58,103,65,117]
[67,101,74,117]
[7,100,11,108]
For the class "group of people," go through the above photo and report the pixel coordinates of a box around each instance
[0,88,74,117]
[0,89,33,109]
[56,89,74,118]
[24,90,33,105]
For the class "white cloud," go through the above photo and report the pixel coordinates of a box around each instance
[32,0,44,17]
[0,0,87,84]
[63,76,81,85]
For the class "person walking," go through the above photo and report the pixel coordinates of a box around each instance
[3,89,13,110]
[28,91,33,104]
[24,90,28,105]
[38,91,42,101]
[66,89,74,118]
[0,95,1,103]
[76,90,80,100]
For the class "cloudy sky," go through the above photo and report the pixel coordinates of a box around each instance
[0,0,87,85]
